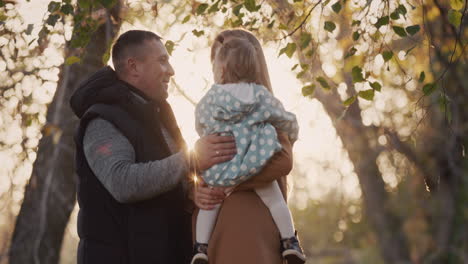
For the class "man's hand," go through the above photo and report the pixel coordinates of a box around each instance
[194,178,226,210]
[194,133,237,171]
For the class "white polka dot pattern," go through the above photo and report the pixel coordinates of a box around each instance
[194,83,299,187]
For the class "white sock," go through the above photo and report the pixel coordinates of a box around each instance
[196,204,221,244]
[255,181,295,239]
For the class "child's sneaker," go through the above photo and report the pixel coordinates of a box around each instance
[190,242,209,264]
[281,235,306,264]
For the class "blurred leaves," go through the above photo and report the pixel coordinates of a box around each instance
[375,16,389,28]
[422,83,437,96]
[165,40,175,56]
[392,26,407,37]
[332,1,342,13]
[302,84,315,97]
[279,42,297,58]
[316,76,331,90]
[352,66,365,83]
[324,21,336,32]
[65,56,81,65]
[383,51,393,62]
[358,89,375,100]
[448,9,462,27]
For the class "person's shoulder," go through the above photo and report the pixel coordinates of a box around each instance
[252,84,271,97]
[86,118,118,133]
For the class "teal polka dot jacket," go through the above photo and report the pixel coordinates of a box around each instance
[195,82,299,187]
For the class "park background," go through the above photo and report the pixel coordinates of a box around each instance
[0,0,467,263]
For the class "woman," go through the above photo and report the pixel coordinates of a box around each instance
[193,29,297,264]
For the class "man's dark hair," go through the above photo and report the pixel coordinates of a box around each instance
[111,30,162,75]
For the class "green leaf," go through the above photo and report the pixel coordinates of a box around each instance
[25,24,34,35]
[48,1,61,12]
[279,42,297,58]
[182,15,190,24]
[418,71,425,83]
[78,0,91,9]
[233,4,243,16]
[306,48,314,57]
[196,3,209,15]
[192,29,205,37]
[397,4,407,15]
[296,70,306,79]
[278,23,288,30]
[316,76,331,90]
[353,31,360,41]
[358,89,375,100]
[423,83,437,96]
[302,84,316,96]
[332,1,342,13]
[60,3,74,15]
[98,0,116,8]
[352,66,365,83]
[450,0,464,10]
[324,21,336,32]
[299,33,312,50]
[208,1,220,13]
[46,14,60,27]
[448,9,462,27]
[244,0,256,12]
[0,12,7,22]
[300,63,309,70]
[375,16,389,28]
[343,96,356,106]
[370,81,382,91]
[267,20,275,28]
[165,40,175,56]
[392,26,407,37]
[65,56,81,65]
[291,64,299,71]
[390,11,400,20]
[231,18,243,27]
[406,25,420,36]
[344,47,357,59]
[352,20,361,26]
[383,51,393,62]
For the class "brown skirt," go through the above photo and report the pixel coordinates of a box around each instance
[192,189,286,264]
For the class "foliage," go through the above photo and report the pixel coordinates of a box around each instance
[1,0,467,263]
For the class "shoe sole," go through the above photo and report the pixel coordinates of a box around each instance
[191,253,208,264]
[283,249,306,264]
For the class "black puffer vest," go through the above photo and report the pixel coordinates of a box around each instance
[70,67,192,264]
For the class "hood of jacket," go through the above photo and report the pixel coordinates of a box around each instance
[70,66,151,119]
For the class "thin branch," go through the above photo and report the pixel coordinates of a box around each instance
[170,78,197,106]
[277,1,322,40]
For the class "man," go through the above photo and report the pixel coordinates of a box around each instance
[70,30,235,264]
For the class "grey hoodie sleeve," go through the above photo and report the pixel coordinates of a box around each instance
[83,118,189,203]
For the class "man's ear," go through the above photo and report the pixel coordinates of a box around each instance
[126,57,139,77]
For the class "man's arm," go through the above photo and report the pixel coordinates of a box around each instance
[83,118,189,203]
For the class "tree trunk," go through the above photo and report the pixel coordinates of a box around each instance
[9,5,122,264]
[265,0,412,263]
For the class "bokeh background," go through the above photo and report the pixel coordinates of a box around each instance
[0,0,467,263]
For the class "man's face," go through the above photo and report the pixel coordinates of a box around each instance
[135,39,174,102]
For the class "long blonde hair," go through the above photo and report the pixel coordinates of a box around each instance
[211,29,273,94]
